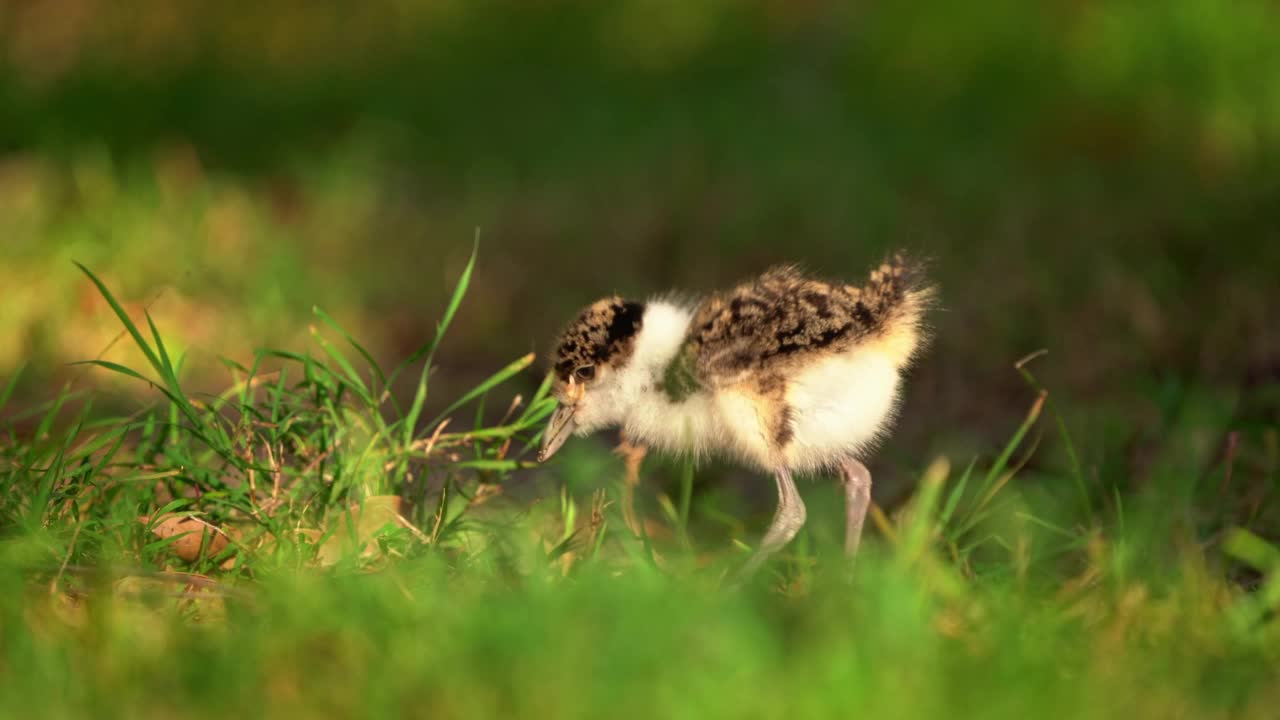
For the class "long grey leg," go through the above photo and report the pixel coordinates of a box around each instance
[841,459,872,558]
[738,467,807,578]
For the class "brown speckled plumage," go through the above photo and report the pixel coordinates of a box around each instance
[551,297,645,382]
[688,251,932,390]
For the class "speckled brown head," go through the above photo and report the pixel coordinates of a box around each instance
[550,297,646,384]
[540,297,645,461]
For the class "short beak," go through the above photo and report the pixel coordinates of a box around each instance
[537,403,578,462]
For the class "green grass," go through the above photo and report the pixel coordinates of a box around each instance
[1,250,1277,719]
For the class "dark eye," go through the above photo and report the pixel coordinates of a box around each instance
[574,365,596,381]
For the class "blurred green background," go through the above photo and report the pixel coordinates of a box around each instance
[2,0,1278,511]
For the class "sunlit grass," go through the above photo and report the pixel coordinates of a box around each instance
[1,250,1277,719]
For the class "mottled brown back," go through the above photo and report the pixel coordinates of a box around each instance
[687,251,934,388]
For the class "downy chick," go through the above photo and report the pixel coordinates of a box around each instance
[539,251,935,575]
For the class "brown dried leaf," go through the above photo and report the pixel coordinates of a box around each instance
[142,514,231,563]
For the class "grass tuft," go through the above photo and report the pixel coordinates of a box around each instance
[0,250,1276,718]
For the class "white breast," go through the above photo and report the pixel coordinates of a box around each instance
[781,348,902,472]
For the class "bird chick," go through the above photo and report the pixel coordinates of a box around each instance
[538,251,935,575]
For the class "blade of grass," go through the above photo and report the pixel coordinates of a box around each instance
[516,372,556,423]
[1223,527,1280,571]
[560,485,577,544]
[981,389,1046,491]
[390,233,480,391]
[1015,350,1093,525]
[144,310,178,383]
[1224,528,1280,633]
[70,361,190,413]
[314,306,388,395]
[34,383,73,442]
[309,325,374,407]
[0,362,24,415]
[73,264,209,436]
[425,353,535,432]
[33,399,94,523]
[1014,511,1079,540]
[899,457,950,562]
[954,389,1047,537]
[74,262,162,375]
[939,457,977,530]
[3,390,91,426]
[975,430,1043,514]
[399,238,480,451]
[514,398,560,454]
[453,459,535,471]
